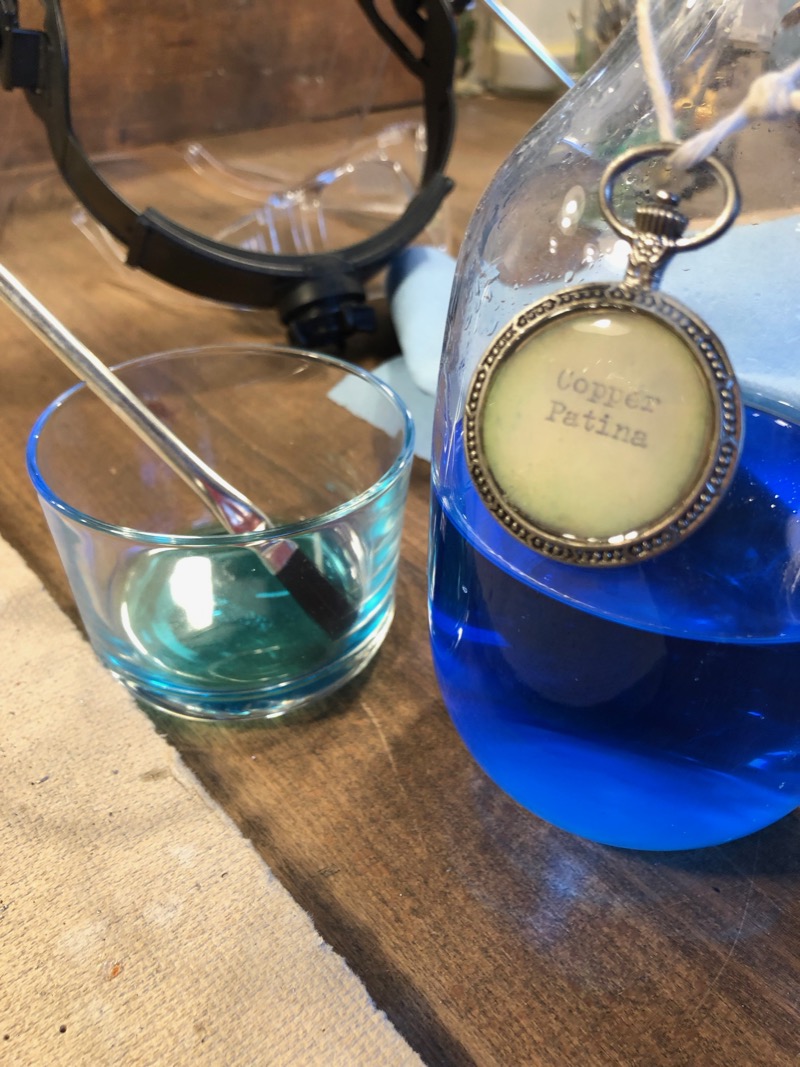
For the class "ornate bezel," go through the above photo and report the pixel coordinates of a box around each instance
[463,283,743,567]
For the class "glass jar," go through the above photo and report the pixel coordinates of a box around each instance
[429,0,800,850]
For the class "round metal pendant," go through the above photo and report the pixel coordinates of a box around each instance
[463,284,743,566]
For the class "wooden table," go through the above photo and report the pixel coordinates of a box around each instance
[2,94,799,1066]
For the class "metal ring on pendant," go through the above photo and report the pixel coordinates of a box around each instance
[600,142,741,251]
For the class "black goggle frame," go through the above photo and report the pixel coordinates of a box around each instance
[0,0,457,348]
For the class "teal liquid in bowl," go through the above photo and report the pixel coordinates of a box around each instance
[429,407,800,850]
[97,528,391,718]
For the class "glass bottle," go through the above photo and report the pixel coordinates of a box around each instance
[429,0,800,850]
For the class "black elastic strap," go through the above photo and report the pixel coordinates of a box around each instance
[0,0,456,347]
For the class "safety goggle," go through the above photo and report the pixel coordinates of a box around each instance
[0,0,457,348]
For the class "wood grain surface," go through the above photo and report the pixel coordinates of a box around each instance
[2,92,799,1067]
[5,0,420,166]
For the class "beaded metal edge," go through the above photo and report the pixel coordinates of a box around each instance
[463,283,742,566]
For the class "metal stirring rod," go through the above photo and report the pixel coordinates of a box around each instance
[0,263,355,639]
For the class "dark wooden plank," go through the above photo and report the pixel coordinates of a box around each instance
[6,0,421,165]
[3,94,799,1067]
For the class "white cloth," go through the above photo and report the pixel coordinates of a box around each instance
[0,535,422,1067]
[387,246,456,397]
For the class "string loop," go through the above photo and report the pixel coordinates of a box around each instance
[636,1,800,170]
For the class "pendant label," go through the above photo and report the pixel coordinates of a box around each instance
[465,285,742,565]
[464,143,743,567]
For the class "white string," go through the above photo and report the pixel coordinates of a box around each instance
[637,0,800,169]
[635,0,677,142]
[672,58,800,168]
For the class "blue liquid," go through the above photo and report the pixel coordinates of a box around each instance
[430,408,800,849]
[101,528,388,718]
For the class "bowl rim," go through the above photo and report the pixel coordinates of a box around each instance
[27,342,415,545]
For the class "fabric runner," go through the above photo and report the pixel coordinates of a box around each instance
[0,535,422,1066]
